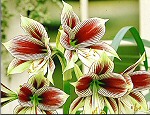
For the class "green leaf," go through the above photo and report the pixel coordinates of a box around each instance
[63,68,73,81]
[74,64,83,80]
[111,26,148,70]
[123,39,150,48]
[63,81,71,114]
[56,26,64,53]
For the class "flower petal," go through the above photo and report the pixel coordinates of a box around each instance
[123,75,133,95]
[129,91,148,111]
[122,52,145,75]
[18,83,36,106]
[119,95,134,114]
[91,94,105,114]
[61,1,80,29]
[129,71,150,91]
[47,59,55,85]
[98,73,127,98]
[35,86,69,110]
[13,105,57,114]
[14,105,30,114]
[43,110,58,114]
[1,83,18,107]
[88,51,114,75]
[28,72,49,90]
[77,48,101,67]
[21,15,48,43]
[63,50,78,74]
[59,30,75,50]
[69,97,85,114]
[87,41,120,60]
[104,97,118,114]
[29,59,48,77]
[88,57,104,75]
[75,74,93,97]
[7,58,32,75]
[83,96,92,114]
[3,35,47,60]
[73,18,108,47]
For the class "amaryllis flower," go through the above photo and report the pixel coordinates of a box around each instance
[69,52,127,114]
[111,53,150,114]
[2,16,55,84]
[99,53,150,114]
[60,1,119,70]
[14,72,69,114]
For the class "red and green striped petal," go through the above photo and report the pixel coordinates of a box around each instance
[21,15,48,43]
[18,83,36,106]
[88,58,104,75]
[65,50,73,62]
[7,58,32,75]
[123,75,133,95]
[129,91,148,112]
[1,83,18,107]
[88,51,114,75]
[98,73,127,98]
[122,52,145,75]
[14,105,30,114]
[60,30,75,50]
[35,86,69,111]
[104,97,118,114]
[69,97,85,114]
[129,71,150,91]
[61,1,80,29]
[3,35,47,60]
[87,41,120,60]
[75,74,94,97]
[28,72,49,90]
[73,18,108,47]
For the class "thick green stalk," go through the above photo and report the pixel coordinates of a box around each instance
[63,80,71,114]
[53,48,72,114]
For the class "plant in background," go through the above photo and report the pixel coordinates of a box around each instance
[1,0,14,77]
[1,1,150,114]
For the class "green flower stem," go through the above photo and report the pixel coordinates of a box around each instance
[63,80,71,114]
[53,48,72,114]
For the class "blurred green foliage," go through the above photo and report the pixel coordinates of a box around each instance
[1,0,13,42]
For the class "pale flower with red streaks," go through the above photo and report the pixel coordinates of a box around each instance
[3,16,55,84]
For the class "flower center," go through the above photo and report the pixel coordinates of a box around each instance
[70,39,77,47]
[90,79,104,90]
[30,94,42,107]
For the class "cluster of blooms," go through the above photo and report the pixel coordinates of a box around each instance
[1,1,150,114]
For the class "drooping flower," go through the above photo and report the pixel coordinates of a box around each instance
[114,53,150,114]
[69,52,127,114]
[60,1,119,70]
[100,53,150,114]
[2,16,55,84]
[13,72,69,114]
